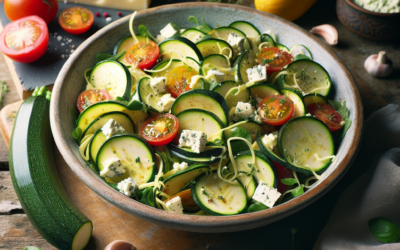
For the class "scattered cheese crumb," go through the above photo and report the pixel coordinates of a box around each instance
[106,17,112,23]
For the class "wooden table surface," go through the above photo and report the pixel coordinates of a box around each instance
[1,0,399,249]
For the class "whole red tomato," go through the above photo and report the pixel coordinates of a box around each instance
[4,0,58,24]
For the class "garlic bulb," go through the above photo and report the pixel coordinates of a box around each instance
[104,240,137,250]
[310,24,338,46]
[364,51,393,78]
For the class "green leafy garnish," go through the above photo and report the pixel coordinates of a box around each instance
[139,187,156,207]
[280,178,304,198]
[247,202,268,212]
[72,127,82,144]
[94,51,126,65]
[329,100,352,141]
[188,16,213,33]
[135,157,141,163]
[224,126,252,155]
[369,218,400,243]
[280,178,298,186]
[138,25,157,41]
[260,58,273,66]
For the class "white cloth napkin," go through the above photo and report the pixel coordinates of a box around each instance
[314,104,400,249]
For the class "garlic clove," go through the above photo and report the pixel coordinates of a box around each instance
[104,240,137,250]
[310,24,338,46]
[364,51,393,78]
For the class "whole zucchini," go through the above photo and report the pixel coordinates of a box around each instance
[9,87,92,250]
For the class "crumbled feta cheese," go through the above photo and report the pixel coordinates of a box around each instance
[101,119,126,139]
[150,77,166,94]
[166,196,184,214]
[340,120,345,126]
[179,130,207,153]
[306,113,312,117]
[156,35,166,43]
[157,93,175,112]
[100,158,125,178]
[246,65,267,83]
[252,180,281,208]
[262,131,279,151]
[206,69,225,85]
[253,110,262,124]
[160,23,178,39]
[227,33,245,54]
[173,162,189,171]
[117,177,138,197]
[235,102,254,119]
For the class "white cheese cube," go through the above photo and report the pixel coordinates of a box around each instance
[156,34,166,43]
[160,23,178,39]
[157,93,175,112]
[252,180,281,208]
[227,33,245,53]
[149,77,166,94]
[173,162,189,171]
[246,65,267,83]
[206,69,225,84]
[262,131,278,151]
[100,158,125,178]
[235,102,254,119]
[117,177,138,197]
[101,119,126,139]
[253,110,262,124]
[178,130,207,153]
[166,196,184,214]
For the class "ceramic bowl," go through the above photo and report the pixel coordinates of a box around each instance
[336,0,400,40]
[50,2,363,233]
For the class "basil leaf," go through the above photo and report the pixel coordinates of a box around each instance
[224,127,252,155]
[341,117,352,140]
[281,178,298,186]
[248,202,269,213]
[188,16,199,26]
[369,218,400,243]
[72,127,82,144]
[139,187,155,207]
[291,185,304,198]
[201,17,213,33]
[328,100,342,111]
[337,101,349,119]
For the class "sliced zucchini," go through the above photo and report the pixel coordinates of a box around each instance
[181,28,206,43]
[276,43,290,53]
[89,129,107,163]
[170,149,220,165]
[226,160,257,199]
[163,165,210,197]
[235,150,278,188]
[168,144,223,159]
[260,33,276,47]
[277,60,332,96]
[82,111,134,137]
[303,93,329,107]
[113,35,154,64]
[233,50,258,83]
[211,27,251,51]
[278,117,335,175]
[150,59,185,78]
[76,101,148,133]
[229,21,260,37]
[256,135,287,167]
[281,88,306,119]
[249,83,281,102]
[171,89,229,126]
[137,77,164,112]
[225,122,265,143]
[97,133,156,185]
[176,109,224,145]
[192,172,247,215]
[290,44,313,60]
[87,60,132,100]
[159,37,203,64]
[212,80,250,110]
[196,38,233,58]
[201,54,236,82]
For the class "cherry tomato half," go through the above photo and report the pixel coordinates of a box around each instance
[273,161,294,193]
[257,47,293,75]
[58,7,94,35]
[258,95,294,126]
[166,65,198,98]
[164,189,199,212]
[4,0,58,24]
[76,89,112,113]
[125,41,159,70]
[141,114,179,146]
[0,16,49,63]
[307,103,344,132]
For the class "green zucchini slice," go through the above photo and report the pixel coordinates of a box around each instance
[212,80,250,110]
[192,172,247,215]
[276,43,290,52]
[159,37,203,63]
[201,54,236,82]
[226,160,257,199]
[196,38,233,58]
[171,89,229,126]
[163,165,210,197]
[137,77,165,112]
[281,88,306,118]
[168,144,224,159]
[249,83,281,102]
[113,35,154,64]
[256,135,288,168]
[82,111,135,137]
[229,21,261,37]
[260,33,276,47]
[89,129,107,163]
[233,50,258,83]
[211,26,251,51]
[97,133,156,185]
[278,117,335,175]
[170,149,220,165]
[87,60,132,101]
[181,28,207,43]
[303,93,329,107]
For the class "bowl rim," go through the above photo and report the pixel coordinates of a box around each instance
[50,2,363,232]
[345,0,400,16]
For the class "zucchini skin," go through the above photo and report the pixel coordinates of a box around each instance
[9,96,92,250]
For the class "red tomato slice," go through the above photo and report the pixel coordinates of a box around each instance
[4,0,58,24]
[257,47,293,75]
[125,41,159,70]
[76,89,112,113]
[141,114,179,146]
[258,95,294,126]
[166,65,198,98]
[307,103,344,132]
[58,7,94,35]
[273,161,294,193]
[0,16,49,63]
